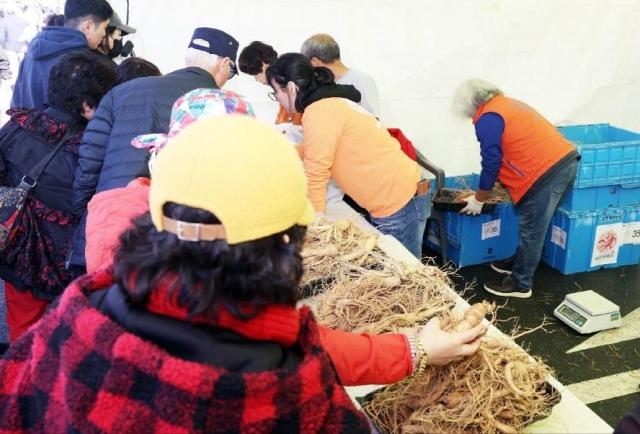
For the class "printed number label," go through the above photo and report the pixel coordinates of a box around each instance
[624,223,640,245]
[481,219,501,240]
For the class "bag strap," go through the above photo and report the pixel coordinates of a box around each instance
[20,129,75,189]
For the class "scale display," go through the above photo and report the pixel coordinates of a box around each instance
[559,305,579,321]
[558,305,586,327]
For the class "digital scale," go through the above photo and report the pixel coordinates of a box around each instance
[554,290,622,334]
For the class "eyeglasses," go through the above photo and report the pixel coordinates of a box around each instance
[268,85,287,101]
[228,62,238,80]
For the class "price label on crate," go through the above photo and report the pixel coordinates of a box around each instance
[551,225,567,250]
[623,223,640,245]
[481,219,501,240]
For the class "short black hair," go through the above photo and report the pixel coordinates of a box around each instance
[45,14,65,27]
[116,57,161,85]
[114,203,306,320]
[47,51,117,115]
[64,0,113,26]
[238,41,277,75]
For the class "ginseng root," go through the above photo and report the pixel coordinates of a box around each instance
[504,362,527,397]
[301,245,339,258]
[455,301,495,331]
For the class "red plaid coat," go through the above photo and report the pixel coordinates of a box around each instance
[0,269,372,433]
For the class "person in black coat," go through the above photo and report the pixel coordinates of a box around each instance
[0,51,116,342]
[69,27,239,274]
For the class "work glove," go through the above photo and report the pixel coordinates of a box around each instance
[460,193,484,215]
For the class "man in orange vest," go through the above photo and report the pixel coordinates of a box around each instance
[452,78,579,298]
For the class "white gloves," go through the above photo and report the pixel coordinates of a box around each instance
[460,194,484,215]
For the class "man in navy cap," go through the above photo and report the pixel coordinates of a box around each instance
[69,27,239,276]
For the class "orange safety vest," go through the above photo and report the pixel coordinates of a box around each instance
[473,95,575,203]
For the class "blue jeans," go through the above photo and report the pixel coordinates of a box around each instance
[512,157,579,289]
[370,192,430,258]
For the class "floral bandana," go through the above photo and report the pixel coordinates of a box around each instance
[131,88,255,154]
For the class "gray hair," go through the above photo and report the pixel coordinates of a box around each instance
[300,33,341,63]
[452,78,503,118]
[185,47,220,72]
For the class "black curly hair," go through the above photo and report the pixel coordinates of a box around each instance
[238,41,277,75]
[47,51,117,116]
[114,202,306,320]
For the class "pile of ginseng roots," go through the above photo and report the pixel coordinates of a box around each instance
[447,178,512,205]
[302,219,559,434]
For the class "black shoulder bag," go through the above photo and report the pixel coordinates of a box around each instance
[0,130,74,250]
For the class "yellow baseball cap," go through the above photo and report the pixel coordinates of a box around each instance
[149,116,315,244]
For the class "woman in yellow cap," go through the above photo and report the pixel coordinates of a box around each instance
[0,115,484,433]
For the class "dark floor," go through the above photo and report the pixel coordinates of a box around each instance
[443,256,640,428]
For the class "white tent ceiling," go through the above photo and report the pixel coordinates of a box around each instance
[110,0,640,176]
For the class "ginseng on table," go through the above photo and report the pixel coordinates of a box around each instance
[316,200,613,434]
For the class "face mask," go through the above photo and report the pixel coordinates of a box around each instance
[107,38,123,59]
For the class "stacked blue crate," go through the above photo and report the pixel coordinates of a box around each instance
[542,124,640,274]
[557,124,640,211]
[425,174,519,267]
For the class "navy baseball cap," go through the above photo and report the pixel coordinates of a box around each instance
[188,28,239,63]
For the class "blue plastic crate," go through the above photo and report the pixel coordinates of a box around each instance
[542,205,640,274]
[559,183,640,212]
[424,174,519,267]
[557,124,640,188]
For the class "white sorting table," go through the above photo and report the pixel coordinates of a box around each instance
[315,201,613,434]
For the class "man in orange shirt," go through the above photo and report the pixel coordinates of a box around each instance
[453,79,579,298]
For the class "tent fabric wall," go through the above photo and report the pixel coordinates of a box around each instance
[110,0,640,176]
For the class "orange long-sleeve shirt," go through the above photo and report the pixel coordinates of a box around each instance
[302,98,421,218]
[85,178,413,386]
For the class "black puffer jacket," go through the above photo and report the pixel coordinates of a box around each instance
[70,67,217,267]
